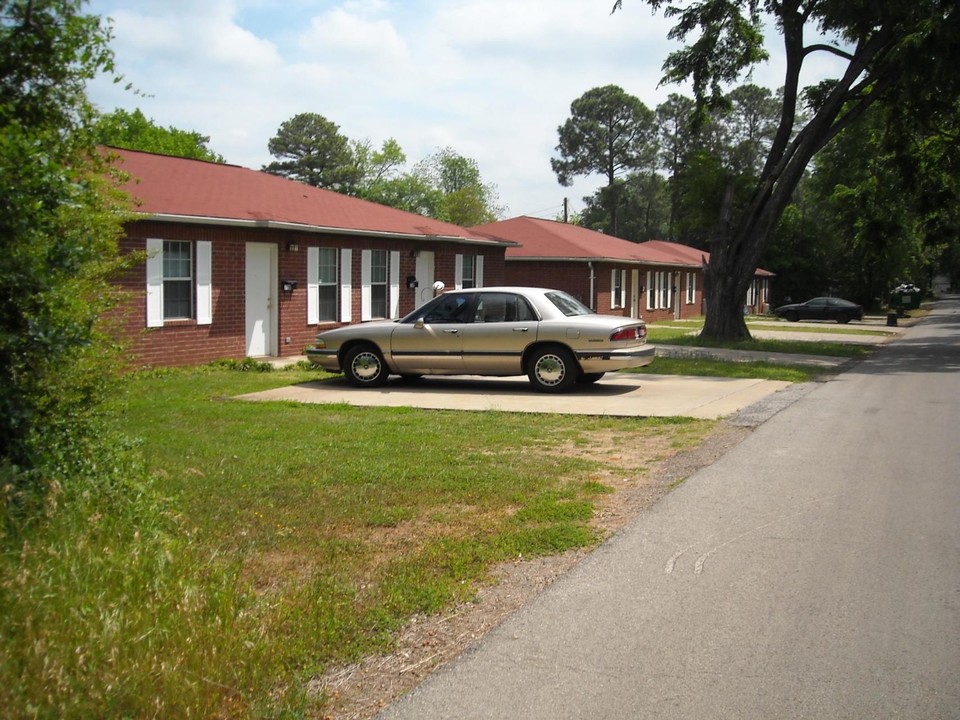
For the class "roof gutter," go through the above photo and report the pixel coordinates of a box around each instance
[506,255,699,269]
[133,212,513,248]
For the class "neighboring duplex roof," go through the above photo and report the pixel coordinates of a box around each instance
[107,147,508,246]
[472,216,699,267]
[472,216,774,275]
[472,216,652,263]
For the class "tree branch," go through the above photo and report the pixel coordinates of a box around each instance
[803,43,855,62]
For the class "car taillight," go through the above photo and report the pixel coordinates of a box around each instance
[610,326,645,342]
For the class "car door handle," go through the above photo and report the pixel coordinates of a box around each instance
[513,327,529,333]
[443,329,459,334]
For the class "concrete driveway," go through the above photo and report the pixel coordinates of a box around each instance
[249,319,902,418]
[240,372,793,419]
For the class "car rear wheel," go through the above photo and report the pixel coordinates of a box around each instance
[343,344,389,387]
[836,314,851,324]
[527,345,578,393]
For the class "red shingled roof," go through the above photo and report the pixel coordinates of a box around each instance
[473,217,774,275]
[106,147,503,244]
[472,216,697,266]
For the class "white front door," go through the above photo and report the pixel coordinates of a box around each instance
[245,243,277,357]
[415,251,435,309]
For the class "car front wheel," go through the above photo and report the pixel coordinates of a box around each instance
[343,344,389,387]
[784,311,799,322]
[527,345,578,393]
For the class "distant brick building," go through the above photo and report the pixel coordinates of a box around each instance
[107,148,510,367]
[472,216,772,322]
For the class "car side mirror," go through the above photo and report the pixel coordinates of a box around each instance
[415,318,425,329]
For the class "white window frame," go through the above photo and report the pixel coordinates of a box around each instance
[361,249,400,321]
[646,270,673,311]
[145,238,211,327]
[308,246,339,324]
[685,272,696,305]
[340,248,352,322]
[455,253,484,290]
[611,269,626,309]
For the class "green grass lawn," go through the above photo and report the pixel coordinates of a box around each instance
[647,325,875,359]
[10,325,873,717]
[103,364,716,715]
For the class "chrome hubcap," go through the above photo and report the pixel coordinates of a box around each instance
[535,354,565,385]
[352,352,381,381]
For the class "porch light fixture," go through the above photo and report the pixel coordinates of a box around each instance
[287,241,299,252]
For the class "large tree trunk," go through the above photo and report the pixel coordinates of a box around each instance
[701,260,751,341]
[700,176,754,342]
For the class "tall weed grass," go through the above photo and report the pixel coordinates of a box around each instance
[0,430,298,718]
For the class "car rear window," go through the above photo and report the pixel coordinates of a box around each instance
[545,291,594,317]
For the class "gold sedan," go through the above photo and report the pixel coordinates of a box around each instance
[306,287,655,393]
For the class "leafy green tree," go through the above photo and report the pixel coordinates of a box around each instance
[613,0,960,340]
[1,0,130,499]
[885,97,960,292]
[656,93,700,236]
[810,108,923,306]
[353,137,406,188]
[552,84,657,237]
[717,84,782,174]
[263,112,360,191]
[353,137,444,215]
[580,173,670,241]
[415,147,505,226]
[762,179,829,306]
[360,172,442,216]
[92,107,224,161]
[765,98,960,308]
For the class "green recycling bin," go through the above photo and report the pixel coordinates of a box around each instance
[890,285,922,316]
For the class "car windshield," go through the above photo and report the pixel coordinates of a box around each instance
[545,290,594,317]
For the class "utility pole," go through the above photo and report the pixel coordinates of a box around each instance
[563,197,569,223]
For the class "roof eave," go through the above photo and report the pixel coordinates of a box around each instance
[133,212,512,247]
[506,255,698,268]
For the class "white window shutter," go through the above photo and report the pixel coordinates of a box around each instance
[307,246,319,324]
[196,240,212,325]
[389,250,400,319]
[360,249,372,321]
[146,238,164,327]
[454,254,464,290]
[475,255,484,288]
[340,249,352,322]
[645,271,653,311]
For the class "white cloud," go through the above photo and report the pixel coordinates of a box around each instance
[86,0,836,220]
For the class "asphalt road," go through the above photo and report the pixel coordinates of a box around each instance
[377,297,960,720]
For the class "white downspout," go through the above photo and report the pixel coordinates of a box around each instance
[588,261,596,311]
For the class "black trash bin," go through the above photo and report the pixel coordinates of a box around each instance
[887,312,898,327]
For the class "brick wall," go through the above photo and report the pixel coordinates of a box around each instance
[506,259,707,323]
[113,220,506,367]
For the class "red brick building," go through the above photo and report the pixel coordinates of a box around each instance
[472,216,772,323]
[108,148,510,367]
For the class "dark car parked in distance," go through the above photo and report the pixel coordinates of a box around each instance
[773,297,864,324]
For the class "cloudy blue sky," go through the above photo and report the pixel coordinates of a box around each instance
[85,0,836,220]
